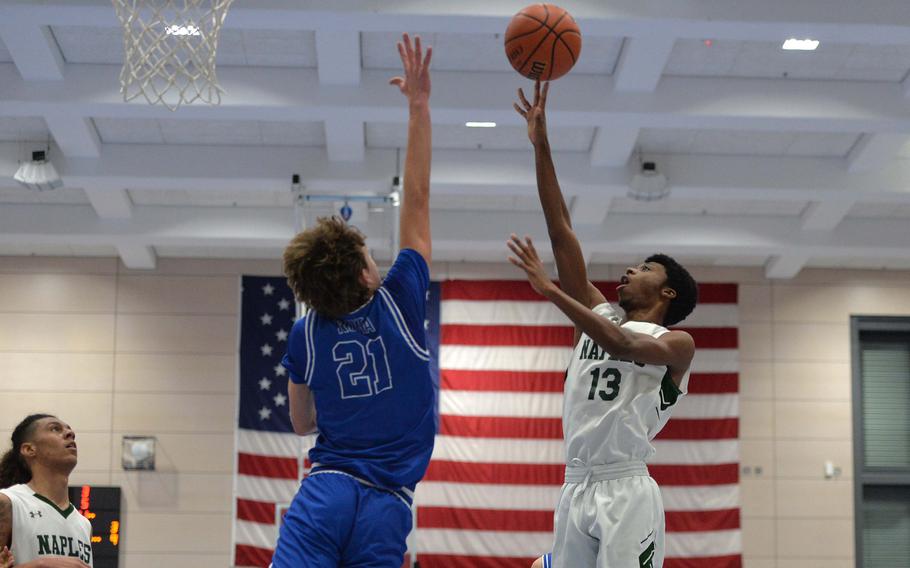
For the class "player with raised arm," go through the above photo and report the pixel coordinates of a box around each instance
[513,82,698,568]
[0,414,93,568]
[271,33,434,568]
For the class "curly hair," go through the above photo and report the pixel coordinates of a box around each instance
[283,216,371,319]
[645,253,698,326]
[0,413,54,488]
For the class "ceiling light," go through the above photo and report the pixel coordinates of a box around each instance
[782,38,819,51]
[165,24,200,36]
[465,122,496,128]
[628,161,669,202]
[14,150,63,192]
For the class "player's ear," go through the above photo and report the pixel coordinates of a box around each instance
[661,286,677,301]
[19,442,37,459]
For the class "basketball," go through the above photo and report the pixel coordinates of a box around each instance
[504,4,581,81]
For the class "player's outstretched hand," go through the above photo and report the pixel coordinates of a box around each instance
[389,33,432,107]
[0,546,13,568]
[508,234,555,297]
[513,80,550,146]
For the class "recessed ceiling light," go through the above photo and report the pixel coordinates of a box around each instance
[165,24,201,36]
[782,38,819,51]
[465,122,496,128]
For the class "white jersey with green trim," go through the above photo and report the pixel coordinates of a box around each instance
[563,302,690,466]
[0,483,93,566]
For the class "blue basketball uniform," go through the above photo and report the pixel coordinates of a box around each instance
[543,553,552,568]
[272,248,436,567]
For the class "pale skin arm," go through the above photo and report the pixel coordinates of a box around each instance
[508,235,695,385]
[390,33,433,263]
[0,494,10,550]
[288,380,317,436]
[0,545,11,568]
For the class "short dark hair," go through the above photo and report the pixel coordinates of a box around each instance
[283,216,370,319]
[0,413,54,488]
[645,253,697,326]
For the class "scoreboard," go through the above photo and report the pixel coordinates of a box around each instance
[67,485,122,568]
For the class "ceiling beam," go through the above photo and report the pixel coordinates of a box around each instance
[9,143,910,206]
[571,196,612,226]
[43,114,101,158]
[6,65,910,137]
[800,200,855,232]
[5,0,910,45]
[589,126,639,167]
[116,244,156,270]
[765,253,810,279]
[84,187,133,219]
[324,116,365,162]
[0,204,906,271]
[846,133,910,173]
[612,36,676,93]
[0,22,63,81]
[316,30,361,85]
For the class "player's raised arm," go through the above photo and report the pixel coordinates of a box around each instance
[514,81,605,311]
[508,235,694,379]
[390,34,433,264]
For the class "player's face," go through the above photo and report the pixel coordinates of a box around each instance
[617,261,670,308]
[21,417,78,470]
[359,245,381,293]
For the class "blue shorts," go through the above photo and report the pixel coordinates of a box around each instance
[271,471,412,568]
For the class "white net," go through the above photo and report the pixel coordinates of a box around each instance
[112,0,234,111]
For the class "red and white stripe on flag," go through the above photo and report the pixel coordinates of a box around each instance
[414,280,741,568]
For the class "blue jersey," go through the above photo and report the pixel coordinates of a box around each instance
[282,248,436,493]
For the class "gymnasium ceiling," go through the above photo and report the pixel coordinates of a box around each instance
[2,0,910,277]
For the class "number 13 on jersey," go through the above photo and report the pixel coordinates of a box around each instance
[588,367,622,401]
[332,338,394,399]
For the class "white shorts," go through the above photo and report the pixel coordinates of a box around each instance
[552,461,664,568]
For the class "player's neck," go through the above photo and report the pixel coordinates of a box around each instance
[27,467,71,509]
[623,304,665,326]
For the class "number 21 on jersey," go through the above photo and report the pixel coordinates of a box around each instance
[332,337,393,399]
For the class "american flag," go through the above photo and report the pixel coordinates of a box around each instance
[413,280,741,568]
[233,276,313,567]
[232,276,740,567]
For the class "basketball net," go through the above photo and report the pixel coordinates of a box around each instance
[112,0,234,111]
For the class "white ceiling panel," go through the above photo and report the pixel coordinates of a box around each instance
[806,256,910,270]
[0,117,50,142]
[0,38,12,63]
[127,188,293,207]
[94,118,323,146]
[432,194,543,212]
[260,121,325,146]
[153,245,280,259]
[0,243,117,257]
[0,187,89,205]
[362,32,621,75]
[216,29,317,68]
[366,122,593,152]
[93,118,164,144]
[51,26,315,68]
[608,196,806,217]
[848,202,910,219]
[666,39,910,81]
[639,128,859,158]
[52,26,124,64]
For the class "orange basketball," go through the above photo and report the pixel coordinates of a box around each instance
[504,4,581,81]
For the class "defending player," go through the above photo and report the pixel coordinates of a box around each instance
[272,33,434,567]
[0,414,93,568]
[511,81,698,568]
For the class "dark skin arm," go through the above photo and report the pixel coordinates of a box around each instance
[514,82,607,344]
[508,234,694,386]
